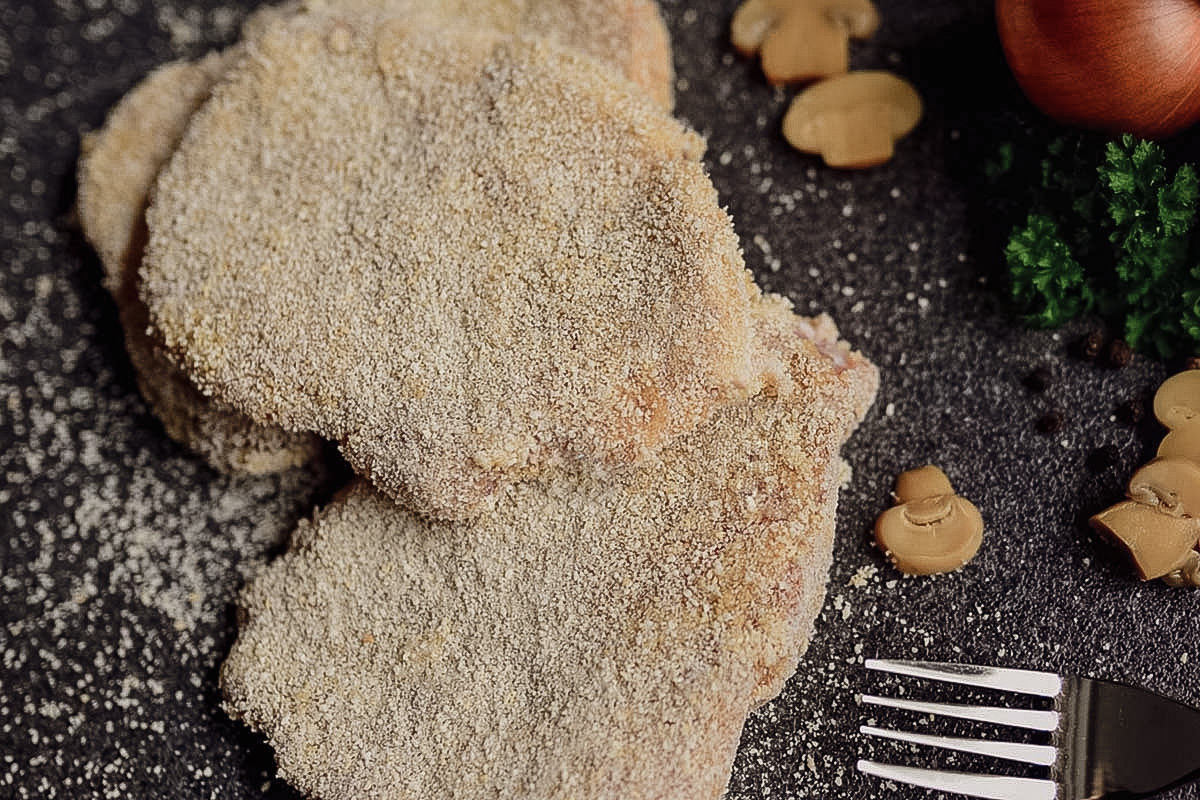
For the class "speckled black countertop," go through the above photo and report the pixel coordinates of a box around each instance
[2,0,1198,798]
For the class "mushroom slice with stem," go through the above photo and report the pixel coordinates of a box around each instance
[1126,457,1200,516]
[782,70,922,169]
[874,465,983,575]
[731,0,880,85]
[1155,369,1200,461]
[1159,424,1200,462]
[1089,372,1200,586]
[1154,369,1200,430]
[1090,457,1200,584]
[1091,501,1200,582]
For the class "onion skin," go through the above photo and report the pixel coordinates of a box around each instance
[996,0,1200,138]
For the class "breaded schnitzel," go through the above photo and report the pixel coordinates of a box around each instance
[222,300,877,799]
[77,0,673,474]
[142,13,756,519]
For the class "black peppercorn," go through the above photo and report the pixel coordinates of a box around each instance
[1105,339,1133,368]
[1035,409,1065,434]
[1022,366,1053,393]
[1071,328,1105,361]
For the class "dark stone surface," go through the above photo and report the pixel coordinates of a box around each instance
[1,0,1196,797]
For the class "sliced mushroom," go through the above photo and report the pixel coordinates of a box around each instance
[1159,424,1200,462]
[1090,500,1200,581]
[782,71,922,168]
[874,465,983,575]
[1127,457,1200,517]
[1154,369,1200,429]
[731,0,880,85]
[1089,370,1200,586]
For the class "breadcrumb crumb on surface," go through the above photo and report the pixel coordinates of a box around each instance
[221,305,877,800]
[142,12,758,519]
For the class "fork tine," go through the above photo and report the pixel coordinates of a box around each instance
[860,693,1060,731]
[866,659,1063,698]
[856,760,1058,800]
[861,724,1057,766]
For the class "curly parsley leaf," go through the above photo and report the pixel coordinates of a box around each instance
[1003,134,1200,360]
[1006,213,1094,326]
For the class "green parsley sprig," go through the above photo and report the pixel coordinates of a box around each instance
[999,134,1200,360]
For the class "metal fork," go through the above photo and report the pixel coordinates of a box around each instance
[856,659,1200,799]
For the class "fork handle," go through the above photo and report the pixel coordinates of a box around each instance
[1059,677,1200,799]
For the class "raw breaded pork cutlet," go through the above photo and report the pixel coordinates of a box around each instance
[75,7,322,474]
[76,0,673,473]
[222,300,878,800]
[142,12,759,520]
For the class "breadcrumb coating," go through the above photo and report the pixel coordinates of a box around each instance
[76,34,323,474]
[222,303,878,800]
[77,0,672,474]
[307,0,675,109]
[143,13,756,519]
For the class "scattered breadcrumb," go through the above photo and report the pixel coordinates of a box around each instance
[847,564,878,587]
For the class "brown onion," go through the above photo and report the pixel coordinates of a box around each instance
[995,0,1200,138]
